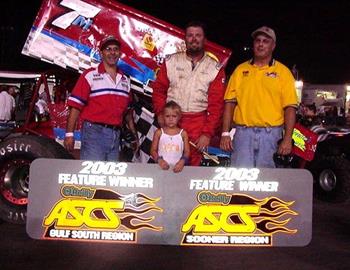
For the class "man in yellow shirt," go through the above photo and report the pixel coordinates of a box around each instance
[220,26,298,168]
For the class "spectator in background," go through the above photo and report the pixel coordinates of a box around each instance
[35,91,50,121]
[299,103,321,127]
[53,85,66,104]
[324,106,338,126]
[304,103,317,117]
[0,86,17,121]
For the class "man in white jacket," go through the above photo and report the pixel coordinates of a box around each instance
[0,86,16,121]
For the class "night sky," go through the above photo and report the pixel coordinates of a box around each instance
[1,0,350,84]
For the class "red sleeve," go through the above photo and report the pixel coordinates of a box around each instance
[67,70,91,110]
[202,68,225,138]
[151,63,170,114]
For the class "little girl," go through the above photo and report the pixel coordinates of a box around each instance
[151,101,190,173]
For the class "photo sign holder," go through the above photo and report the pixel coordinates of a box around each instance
[27,159,313,247]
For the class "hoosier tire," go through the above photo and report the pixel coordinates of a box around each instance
[0,135,73,224]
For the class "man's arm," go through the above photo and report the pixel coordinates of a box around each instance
[63,107,80,152]
[201,68,225,139]
[125,110,137,133]
[220,101,236,151]
[64,71,91,152]
[278,106,296,155]
[125,109,139,152]
[151,63,170,115]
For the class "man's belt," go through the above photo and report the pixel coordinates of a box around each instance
[90,121,121,131]
[181,111,207,117]
[235,125,283,128]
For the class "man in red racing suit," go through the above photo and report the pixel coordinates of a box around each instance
[152,21,225,165]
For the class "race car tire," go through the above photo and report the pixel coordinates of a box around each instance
[310,156,350,203]
[0,135,73,224]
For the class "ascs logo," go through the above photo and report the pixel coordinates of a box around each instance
[44,199,125,229]
[181,192,298,246]
[42,185,162,242]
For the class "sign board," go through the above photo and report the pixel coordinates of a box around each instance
[27,159,312,247]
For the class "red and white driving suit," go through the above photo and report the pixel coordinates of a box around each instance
[152,52,225,165]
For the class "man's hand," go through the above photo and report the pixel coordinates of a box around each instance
[220,102,236,152]
[280,106,296,155]
[129,131,140,153]
[173,159,185,173]
[64,137,75,152]
[220,135,232,152]
[130,139,140,156]
[195,135,210,152]
[278,137,293,155]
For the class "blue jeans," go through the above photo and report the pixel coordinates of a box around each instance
[231,126,283,168]
[80,121,121,161]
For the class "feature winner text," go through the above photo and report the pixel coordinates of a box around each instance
[189,168,278,192]
[47,228,135,242]
[57,161,153,188]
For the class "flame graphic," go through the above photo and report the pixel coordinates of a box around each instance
[92,189,162,231]
[122,193,160,208]
[116,206,163,215]
[228,194,297,235]
[121,215,161,231]
[256,218,296,234]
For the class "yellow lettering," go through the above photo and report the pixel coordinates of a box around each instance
[182,205,259,233]
[181,205,222,232]
[43,199,125,229]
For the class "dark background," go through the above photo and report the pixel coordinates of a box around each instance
[1,0,350,84]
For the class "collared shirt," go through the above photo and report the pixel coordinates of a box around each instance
[67,63,131,126]
[0,91,15,121]
[224,59,298,127]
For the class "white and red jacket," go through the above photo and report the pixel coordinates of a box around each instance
[152,52,225,138]
[68,63,131,126]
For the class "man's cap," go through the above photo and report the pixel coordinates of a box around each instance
[251,26,276,42]
[99,35,121,51]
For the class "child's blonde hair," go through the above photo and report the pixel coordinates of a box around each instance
[163,100,182,116]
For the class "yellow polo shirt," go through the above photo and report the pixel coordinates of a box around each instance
[224,60,298,127]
